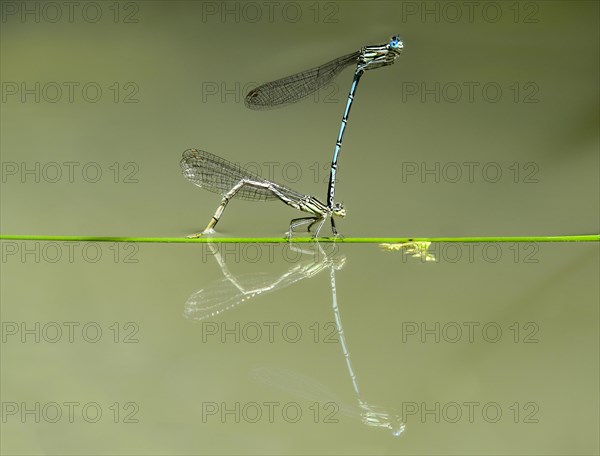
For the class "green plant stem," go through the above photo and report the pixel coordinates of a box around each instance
[0,234,598,243]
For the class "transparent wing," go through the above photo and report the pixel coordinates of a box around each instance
[245,51,359,110]
[180,148,279,201]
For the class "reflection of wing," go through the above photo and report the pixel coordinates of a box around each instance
[184,243,345,322]
[183,272,273,321]
[183,260,332,321]
[251,365,405,435]
[250,366,355,417]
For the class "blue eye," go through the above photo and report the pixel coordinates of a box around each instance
[390,35,402,48]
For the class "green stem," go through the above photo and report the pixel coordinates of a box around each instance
[0,234,598,243]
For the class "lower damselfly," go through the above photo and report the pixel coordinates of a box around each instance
[180,148,345,239]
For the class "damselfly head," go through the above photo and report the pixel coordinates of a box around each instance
[332,202,346,218]
[389,35,404,51]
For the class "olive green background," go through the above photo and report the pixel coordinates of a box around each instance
[1,1,598,454]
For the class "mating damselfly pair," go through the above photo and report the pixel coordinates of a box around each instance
[181,35,403,239]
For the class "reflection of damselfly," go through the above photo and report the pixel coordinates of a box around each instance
[183,242,406,435]
[251,247,406,436]
[180,148,346,239]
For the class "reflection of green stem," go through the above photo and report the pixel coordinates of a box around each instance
[0,234,598,243]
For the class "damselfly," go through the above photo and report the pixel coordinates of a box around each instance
[246,36,404,213]
[180,148,345,238]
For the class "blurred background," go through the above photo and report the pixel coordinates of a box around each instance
[1,1,598,454]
